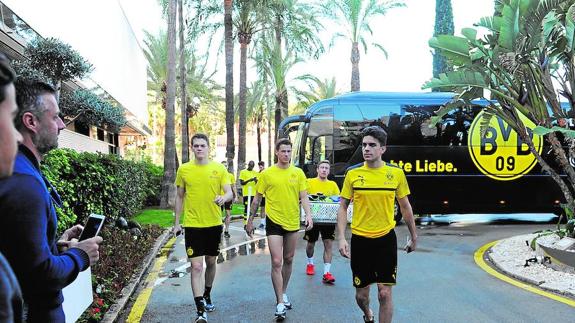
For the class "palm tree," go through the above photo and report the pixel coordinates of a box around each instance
[225,0,235,173]
[178,0,189,163]
[432,0,454,83]
[245,81,268,162]
[265,0,324,130]
[294,74,339,111]
[161,0,178,208]
[234,0,266,173]
[321,0,405,91]
[254,33,301,139]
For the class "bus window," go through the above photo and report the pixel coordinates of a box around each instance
[302,109,333,177]
[291,122,306,167]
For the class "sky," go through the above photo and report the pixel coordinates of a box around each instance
[119,0,494,94]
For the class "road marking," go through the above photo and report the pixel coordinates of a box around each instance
[475,240,575,307]
[126,237,177,322]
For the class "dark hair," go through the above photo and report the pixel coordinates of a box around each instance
[191,133,209,146]
[361,126,388,146]
[0,53,16,103]
[275,138,292,151]
[258,161,264,167]
[14,79,56,131]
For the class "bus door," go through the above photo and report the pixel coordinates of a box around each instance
[301,106,334,178]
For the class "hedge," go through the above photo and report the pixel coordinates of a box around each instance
[41,148,162,231]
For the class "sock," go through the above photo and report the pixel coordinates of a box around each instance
[203,286,212,298]
[307,257,314,265]
[194,296,204,313]
[324,263,331,274]
[282,293,289,303]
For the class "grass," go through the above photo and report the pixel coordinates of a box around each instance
[134,203,247,228]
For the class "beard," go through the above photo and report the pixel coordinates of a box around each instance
[33,128,59,155]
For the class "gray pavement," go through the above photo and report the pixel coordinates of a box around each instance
[125,219,574,322]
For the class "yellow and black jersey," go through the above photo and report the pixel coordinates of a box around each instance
[307,178,340,196]
[341,162,410,238]
[175,161,230,228]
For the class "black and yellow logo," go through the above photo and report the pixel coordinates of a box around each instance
[354,276,361,286]
[186,247,194,257]
[468,111,542,181]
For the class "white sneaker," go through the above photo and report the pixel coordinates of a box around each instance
[282,294,292,309]
[275,303,286,319]
[195,311,207,322]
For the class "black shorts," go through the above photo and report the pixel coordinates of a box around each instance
[243,196,254,216]
[260,197,265,207]
[265,216,298,236]
[221,201,232,211]
[350,230,397,288]
[184,225,223,258]
[303,224,335,242]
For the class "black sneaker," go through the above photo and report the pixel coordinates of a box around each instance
[363,314,374,323]
[195,311,207,322]
[223,231,231,238]
[275,303,286,321]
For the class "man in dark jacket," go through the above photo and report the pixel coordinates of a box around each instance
[0,52,23,323]
[0,80,103,322]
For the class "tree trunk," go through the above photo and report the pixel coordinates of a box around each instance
[160,0,178,208]
[257,110,262,162]
[274,94,283,140]
[238,41,247,173]
[267,88,272,167]
[275,14,289,132]
[351,41,360,91]
[178,0,189,163]
[224,0,235,173]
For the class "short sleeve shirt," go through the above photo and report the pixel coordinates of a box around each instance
[256,165,307,231]
[341,163,410,238]
[221,172,235,195]
[306,178,340,196]
[239,169,258,196]
[175,161,230,227]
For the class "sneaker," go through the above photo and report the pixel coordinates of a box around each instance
[195,311,207,323]
[223,231,230,238]
[322,272,335,284]
[275,303,286,320]
[258,223,265,229]
[306,263,315,275]
[203,297,215,312]
[282,294,292,310]
[363,309,374,323]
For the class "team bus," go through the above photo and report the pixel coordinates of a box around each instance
[280,92,569,218]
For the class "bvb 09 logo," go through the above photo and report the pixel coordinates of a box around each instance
[468,111,542,181]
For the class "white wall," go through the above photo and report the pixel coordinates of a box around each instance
[3,0,147,124]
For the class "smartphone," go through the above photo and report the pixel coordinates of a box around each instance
[79,214,106,241]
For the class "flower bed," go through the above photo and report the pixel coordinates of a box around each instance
[78,225,164,322]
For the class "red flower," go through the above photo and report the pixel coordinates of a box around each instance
[96,298,104,307]
[91,307,101,314]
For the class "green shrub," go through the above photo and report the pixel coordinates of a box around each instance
[41,149,162,231]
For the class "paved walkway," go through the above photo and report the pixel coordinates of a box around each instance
[123,221,574,322]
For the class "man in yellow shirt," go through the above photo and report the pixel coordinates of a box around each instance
[256,161,267,229]
[337,126,418,323]
[304,160,340,284]
[221,160,238,239]
[174,133,233,323]
[239,160,258,224]
[246,138,313,320]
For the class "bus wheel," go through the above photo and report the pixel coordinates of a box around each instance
[394,202,402,224]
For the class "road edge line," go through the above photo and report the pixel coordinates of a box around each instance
[474,240,575,308]
[126,236,178,322]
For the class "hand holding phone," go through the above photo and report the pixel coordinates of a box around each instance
[404,236,414,253]
[79,214,105,241]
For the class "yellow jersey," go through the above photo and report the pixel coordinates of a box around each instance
[256,165,307,231]
[239,169,258,196]
[341,163,410,238]
[221,172,235,195]
[307,178,340,196]
[175,161,230,227]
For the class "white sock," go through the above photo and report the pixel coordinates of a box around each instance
[282,293,289,303]
[260,219,265,225]
[324,263,331,274]
[307,257,314,265]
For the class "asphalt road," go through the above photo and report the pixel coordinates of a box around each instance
[122,217,574,322]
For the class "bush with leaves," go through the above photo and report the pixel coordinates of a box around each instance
[60,89,126,132]
[41,149,162,232]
